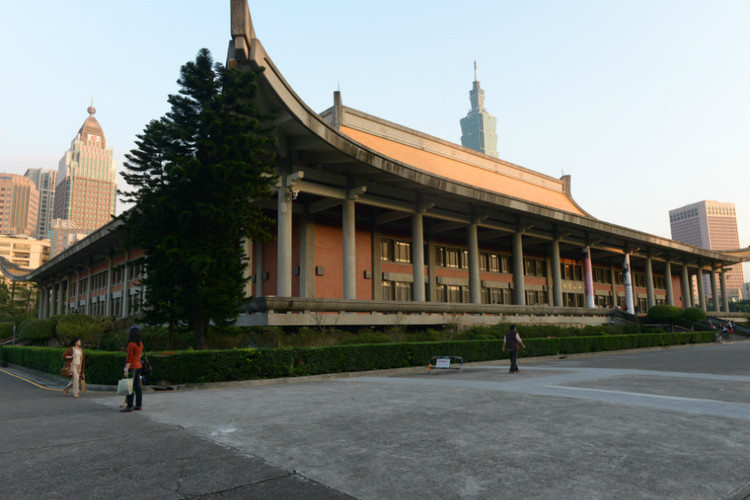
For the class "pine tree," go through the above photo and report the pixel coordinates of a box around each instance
[120,48,276,349]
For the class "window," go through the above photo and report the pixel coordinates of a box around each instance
[523,257,546,277]
[574,265,583,281]
[382,280,413,301]
[526,290,547,306]
[446,248,460,268]
[382,281,395,300]
[489,254,500,273]
[395,241,411,263]
[395,282,413,301]
[593,267,611,284]
[381,239,394,262]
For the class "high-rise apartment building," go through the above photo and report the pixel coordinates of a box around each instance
[24,168,57,240]
[0,174,40,237]
[669,200,745,301]
[53,103,117,235]
[459,62,499,158]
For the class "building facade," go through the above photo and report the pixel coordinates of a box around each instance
[18,1,747,326]
[0,234,49,270]
[0,174,40,237]
[53,104,117,237]
[48,219,87,258]
[24,168,57,240]
[670,200,745,301]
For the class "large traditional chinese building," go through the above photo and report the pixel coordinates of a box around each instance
[17,1,747,327]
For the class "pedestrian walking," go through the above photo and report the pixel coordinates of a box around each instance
[502,324,526,374]
[121,326,144,412]
[62,337,85,397]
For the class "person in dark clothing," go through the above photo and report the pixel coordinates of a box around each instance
[502,324,526,374]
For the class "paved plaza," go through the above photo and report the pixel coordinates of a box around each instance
[2,340,749,499]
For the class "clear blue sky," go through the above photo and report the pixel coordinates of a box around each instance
[1,1,748,275]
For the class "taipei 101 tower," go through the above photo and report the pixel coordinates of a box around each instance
[53,102,117,234]
[460,62,499,158]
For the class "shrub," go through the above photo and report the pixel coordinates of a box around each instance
[681,307,707,328]
[17,318,56,345]
[0,331,716,385]
[0,321,15,339]
[647,305,683,330]
[56,315,105,348]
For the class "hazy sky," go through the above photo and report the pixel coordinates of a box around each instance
[1,1,748,274]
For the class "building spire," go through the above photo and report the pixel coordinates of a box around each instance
[87,97,96,116]
[474,60,478,82]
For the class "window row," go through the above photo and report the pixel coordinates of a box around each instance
[381,239,671,288]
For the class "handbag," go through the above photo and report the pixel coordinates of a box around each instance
[117,377,134,396]
[141,355,152,376]
[80,374,86,393]
[61,364,72,378]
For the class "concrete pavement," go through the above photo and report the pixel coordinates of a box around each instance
[2,340,750,499]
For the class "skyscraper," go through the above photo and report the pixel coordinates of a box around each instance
[0,174,40,237]
[53,103,117,235]
[24,168,57,240]
[459,62,499,158]
[669,200,745,301]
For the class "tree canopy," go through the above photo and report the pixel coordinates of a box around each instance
[119,48,276,349]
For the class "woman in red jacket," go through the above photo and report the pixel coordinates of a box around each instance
[121,326,144,412]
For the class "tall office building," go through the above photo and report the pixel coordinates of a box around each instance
[53,103,117,235]
[460,62,499,158]
[669,200,745,301]
[0,174,40,237]
[24,168,57,240]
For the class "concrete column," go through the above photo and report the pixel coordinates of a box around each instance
[412,213,425,302]
[582,247,594,308]
[710,269,719,312]
[56,281,64,315]
[426,236,436,302]
[342,199,356,300]
[105,259,113,316]
[512,231,525,306]
[664,261,674,306]
[467,222,480,304]
[242,238,253,299]
[551,239,562,307]
[623,254,635,314]
[122,262,130,318]
[720,270,728,312]
[645,257,655,308]
[372,227,382,300]
[49,284,56,317]
[299,216,315,298]
[697,270,706,311]
[254,241,263,298]
[277,182,293,297]
[681,264,691,308]
[630,261,639,313]
[38,287,47,319]
[86,266,93,315]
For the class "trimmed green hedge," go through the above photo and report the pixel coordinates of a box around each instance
[0,331,715,386]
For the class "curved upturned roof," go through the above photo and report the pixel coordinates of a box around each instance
[226,0,741,270]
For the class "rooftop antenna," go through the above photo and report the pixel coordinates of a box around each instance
[474,60,478,82]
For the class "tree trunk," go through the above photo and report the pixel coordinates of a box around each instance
[192,302,209,349]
